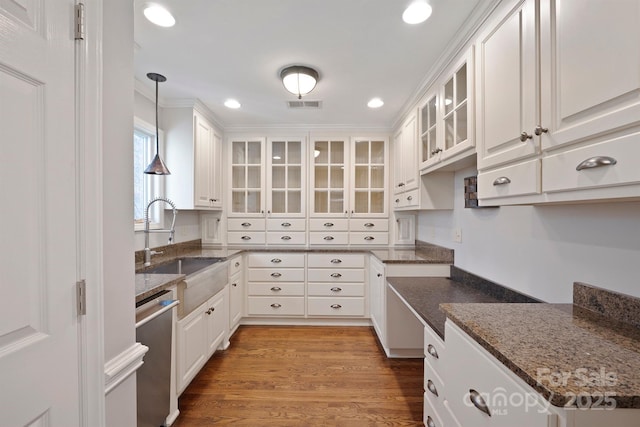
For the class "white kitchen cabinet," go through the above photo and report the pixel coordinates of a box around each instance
[350,137,388,217]
[228,254,244,335]
[229,137,266,216]
[266,137,306,217]
[310,136,349,217]
[164,106,223,210]
[393,112,419,195]
[176,285,229,394]
[369,256,386,345]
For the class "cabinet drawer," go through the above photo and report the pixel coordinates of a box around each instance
[423,391,444,427]
[309,218,348,231]
[349,232,389,245]
[307,297,365,316]
[309,232,349,245]
[478,159,541,200]
[266,218,306,231]
[543,132,640,193]
[349,218,389,232]
[424,325,445,385]
[307,253,365,268]
[247,268,305,282]
[227,232,266,245]
[307,268,365,283]
[444,322,556,426]
[248,253,305,268]
[247,296,305,316]
[266,231,306,245]
[308,283,365,297]
[228,256,243,276]
[228,218,266,231]
[248,282,304,296]
[403,189,419,208]
[424,359,445,404]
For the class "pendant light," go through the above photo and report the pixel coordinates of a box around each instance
[144,72,171,175]
[280,65,319,99]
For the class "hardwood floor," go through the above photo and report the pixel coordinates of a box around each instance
[173,326,424,426]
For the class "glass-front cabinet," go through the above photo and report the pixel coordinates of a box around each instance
[230,138,265,216]
[310,138,348,216]
[419,90,439,170]
[266,137,305,217]
[351,138,387,216]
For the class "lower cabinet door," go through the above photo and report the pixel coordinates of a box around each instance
[176,307,207,394]
[206,291,228,356]
[307,297,365,316]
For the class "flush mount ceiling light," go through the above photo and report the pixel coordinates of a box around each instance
[280,65,319,99]
[368,97,384,108]
[402,1,432,24]
[144,72,171,175]
[224,99,241,109]
[143,3,175,27]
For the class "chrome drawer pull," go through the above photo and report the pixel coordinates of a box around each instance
[270,303,281,308]
[281,235,292,240]
[323,222,334,227]
[469,389,491,417]
[241,235,252,240]
[395,198,400,203]
[271,258,282,263]
[330,259,342,264]
[426,416,436,427]
[407,195,413,201]
[576,156,617,171]
[427,344,439,359]
[492,176,511,186]
[330,273,342,278]
[364,222,374,228]
[324,236,334,241]
[281,222,291,227]
[330,304,342,309]
[270,286,281,292]
[271,272,282,278]
[364,236,374,241]
[241,222,251,227]
[330,287,342,292]
[427,379,438,397]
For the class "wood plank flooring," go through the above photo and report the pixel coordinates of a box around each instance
[172,326,424,426]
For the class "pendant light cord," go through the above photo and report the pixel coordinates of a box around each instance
[155,79,160,153]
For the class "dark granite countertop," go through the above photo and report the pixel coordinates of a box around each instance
[386,274,537,338]
[441,301,640,408]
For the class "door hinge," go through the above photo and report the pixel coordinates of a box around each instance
[74,3,85,40]
[76,279,87,316]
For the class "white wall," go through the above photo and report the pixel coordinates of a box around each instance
[417,166,640,303]
[134,209,202,250]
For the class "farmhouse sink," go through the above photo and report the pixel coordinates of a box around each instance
[142,257,224,276]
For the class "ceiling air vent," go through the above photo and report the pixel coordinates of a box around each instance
[286,100,322,109]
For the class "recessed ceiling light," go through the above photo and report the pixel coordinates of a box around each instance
[402,1,432,24]
[368,98,384,109]
[143,4,176,27]
[224,99,241,109]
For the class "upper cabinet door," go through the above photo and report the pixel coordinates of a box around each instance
[266,137,306,217]
[310,137,349,216]
[475,0,538,170]
[350,137,388,217]
[229,138,265,216]
[193,112,213,208]
[419,90,440,170]
[540,0,640,151]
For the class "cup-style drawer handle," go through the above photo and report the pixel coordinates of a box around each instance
[427,379,438,397]
[426,416,436,427]
[575,156,617,171]
[271,272,282,277]
[323,222,334,227]
[364,222,374,228]
[281,235,292,240]
[469,389,491,417]
[270,303,282,308]
[492,176,511,186]
[271,258,282,263]
[330,287,342,292]
[330,259,342,264]
[407,196,413,201]
[395,199,400,203]
[330,304,342,309]
[281,222,291,227]
[364,236,375,241]
[241,235,252,240]
[324,236,334,241]
[330,273,342,278]
[427,344,439,359]
[241,222,251,227]
[270,286,281,292]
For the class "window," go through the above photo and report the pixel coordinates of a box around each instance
[134,117,164,230]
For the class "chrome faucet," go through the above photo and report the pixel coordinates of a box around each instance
[144,197,178,266]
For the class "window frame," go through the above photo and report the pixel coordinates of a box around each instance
[134,116,166,231]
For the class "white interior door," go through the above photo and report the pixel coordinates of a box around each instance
[0,1,81,425]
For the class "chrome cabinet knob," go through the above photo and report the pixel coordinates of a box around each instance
[534,125,548,136]
[519,131,533,142]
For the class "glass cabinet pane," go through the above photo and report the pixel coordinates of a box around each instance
[370,191,384,213]
[232,166,245,188]
[271,166,285,188]
[445,115,454,150]
[421,134,429,162]
[354,191,368,213]
[289,141,301,163]
[428,97,437,126]
[429,129,437,156]
[456,63,467,105]
[355,166,368,188]
[444,77,454,115]
[421,105,429,131]
[371,141,384,163]
[232,191,245,213]
[247,141,261,164]
[315,141,328,163]
[330,141,344,163]
[371,166,384,188]
[315,191,328,213]
[354,140,368,163]
[247,166,261,188]
[288,166,301,188]
[315,166,328,188]
[232,141,246,163]
[329,191,343,213]
[330,166,344,188]
[271,141,285,164]
[456,107,467,143]
[288,191,301,213]
[247,191,260,213]
[271,191,285,213]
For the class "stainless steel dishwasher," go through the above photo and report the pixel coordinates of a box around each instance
[135,289,179,427]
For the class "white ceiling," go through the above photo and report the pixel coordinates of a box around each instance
[134,0,483,129]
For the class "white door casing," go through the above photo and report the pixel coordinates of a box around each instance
[0,0,82,425]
